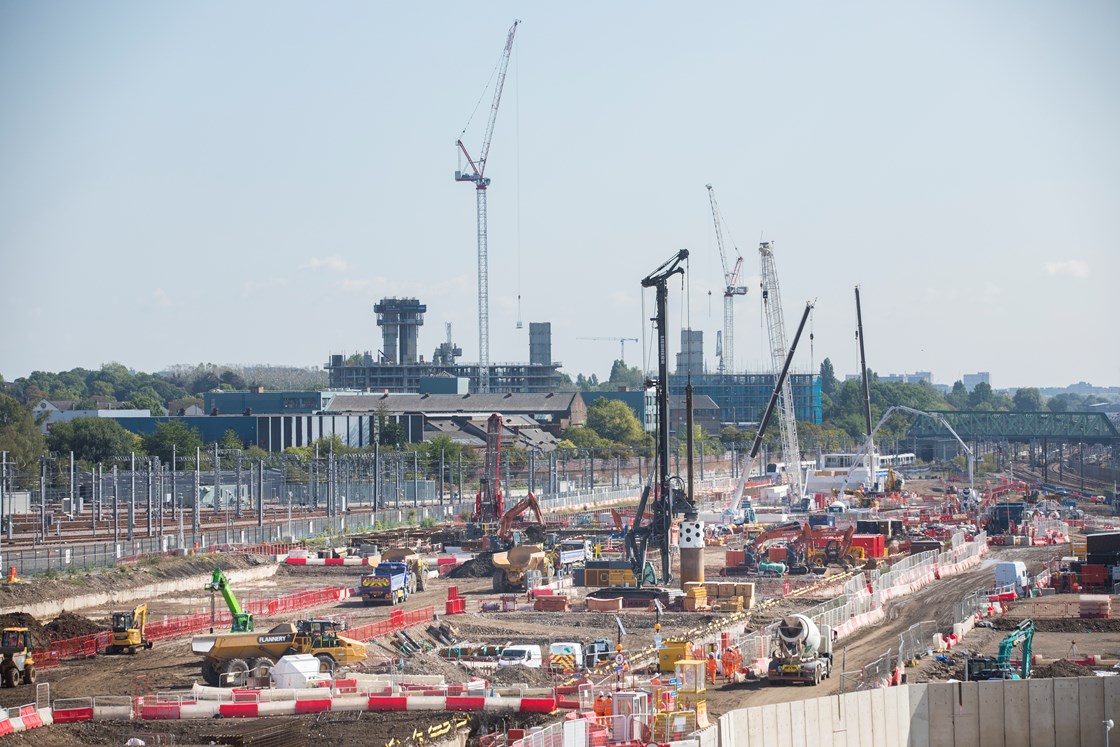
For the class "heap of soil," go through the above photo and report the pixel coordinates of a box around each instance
[401,652,474,683]
[1034,659,1096,678]
[448,554,495,579]
[993,617,1120,634]
[487,664,556,687]
[45,612,106,640]
[0,612,47,649]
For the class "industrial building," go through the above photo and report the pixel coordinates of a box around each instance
[326,296,562,393]
[669,372,822,426]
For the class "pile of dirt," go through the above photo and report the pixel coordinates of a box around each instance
[400,652,474,683]
[0,612,47,649]
[487,664,556,687]
[992,617,1120,634]
[1034,659,1096,678]
[45,612,106,641]
[448,554,495,579]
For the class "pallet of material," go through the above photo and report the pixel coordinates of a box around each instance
[1080,594,1112,619]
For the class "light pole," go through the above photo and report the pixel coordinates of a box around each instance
[1105,719,1114,747]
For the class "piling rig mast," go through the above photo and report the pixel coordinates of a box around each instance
[759,242,804,504]
[626,249,696,586]
[473,413,505,523]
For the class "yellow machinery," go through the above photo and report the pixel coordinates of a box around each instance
[658,639,694,673]
[107,603,153,655]
[194,618,367,687]
[0,628,36,687]
[381,547,427,592]
[491,544,552,592]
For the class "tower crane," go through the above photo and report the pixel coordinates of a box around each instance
[577,336,639,363]
[455,19,520,394]
[705,185,748,374]
[759,241,804,504]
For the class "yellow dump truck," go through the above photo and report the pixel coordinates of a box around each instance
[193,618,366,686]
[381,547,428,592]
[491,545,552,592]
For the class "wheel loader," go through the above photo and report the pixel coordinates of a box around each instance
[0,628,36,688]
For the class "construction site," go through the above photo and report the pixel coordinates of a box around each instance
[0,246,1117,747]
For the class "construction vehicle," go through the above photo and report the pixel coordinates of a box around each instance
[806,526,864,569]
[381,547,427,592]
[966,619,1034,681]
[106,603,153,655]
[195,618,367,687]
[473,413,506,523]
[497,492,546,548]
[207,568,254,633]
[706,184,749,375]
[491,544,552,592]
[0,628,36,687]
[767,614,833,685]
[356,562,415,605]
[738,522,810,572]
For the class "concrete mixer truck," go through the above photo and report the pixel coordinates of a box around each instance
[767,614,833,685]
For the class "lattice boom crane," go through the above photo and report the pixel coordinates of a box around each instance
[454,19,519,394]
[706,185,748,374]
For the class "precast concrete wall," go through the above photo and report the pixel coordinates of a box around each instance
[714,677,1120,747]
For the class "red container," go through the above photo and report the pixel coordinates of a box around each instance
[725,549,746,567]
[768,546,787,562]
[447,585,459,600]
[851,534,886,559]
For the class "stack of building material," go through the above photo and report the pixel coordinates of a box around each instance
[199,718,302,747]
[682,582,708,612]
[1080,594,1112,619]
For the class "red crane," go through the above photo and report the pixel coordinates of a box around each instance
[473,413,505,523]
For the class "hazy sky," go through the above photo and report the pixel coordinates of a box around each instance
[2,2,1117,390]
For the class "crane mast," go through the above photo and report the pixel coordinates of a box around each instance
[759,241,803,504]
[455,20,519,394]
[705,184,747,374]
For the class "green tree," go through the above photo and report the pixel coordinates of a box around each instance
[220,429,245,450]
[129,394,166,416]
[607,360,645,390]
[560,425,610,449]
[1047,396,1070,413]
[586,399,645,445]
[47,417,139,463]
[968,381,995,409]
[946,381,969,410]
[1012,387,1043,412]
[0,394,47,485]
[142,420,203,463]
[819,358,838,396]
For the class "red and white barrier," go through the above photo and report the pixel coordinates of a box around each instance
[50,691,556,724]
[285,555,370,566]
[0,705,52,735]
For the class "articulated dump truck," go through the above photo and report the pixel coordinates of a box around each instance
[192,618,367,687]
[491,544,551,592]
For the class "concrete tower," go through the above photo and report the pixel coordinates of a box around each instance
[375,298,427,364]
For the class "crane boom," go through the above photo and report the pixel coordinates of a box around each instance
[705,185,748,374]
[759,241,804,504]
[454,20,520,394]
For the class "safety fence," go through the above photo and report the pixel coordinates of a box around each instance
[29,585,352,669]
[897,620,937,665]
[349,606,434,642]
[722,530,989,675]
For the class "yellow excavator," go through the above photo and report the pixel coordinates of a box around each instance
[105,603,153,655]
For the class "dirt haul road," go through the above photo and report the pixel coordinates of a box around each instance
[703,547,1055,716]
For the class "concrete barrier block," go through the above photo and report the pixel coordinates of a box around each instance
[1027,678,1057,747]
[1053,678,1080,747]
[906,683,930,747]
[977,680,1005,747]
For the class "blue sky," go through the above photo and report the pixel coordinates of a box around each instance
[2,2,1117,390]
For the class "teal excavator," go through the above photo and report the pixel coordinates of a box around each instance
[207,568,254,633]
[966,619,1033,680]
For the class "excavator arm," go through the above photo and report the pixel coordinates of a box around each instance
[208,568,255,632]
[497,492,544,544]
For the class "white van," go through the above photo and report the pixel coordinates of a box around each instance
[498,644,543,668]
[994,561,1030,595]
